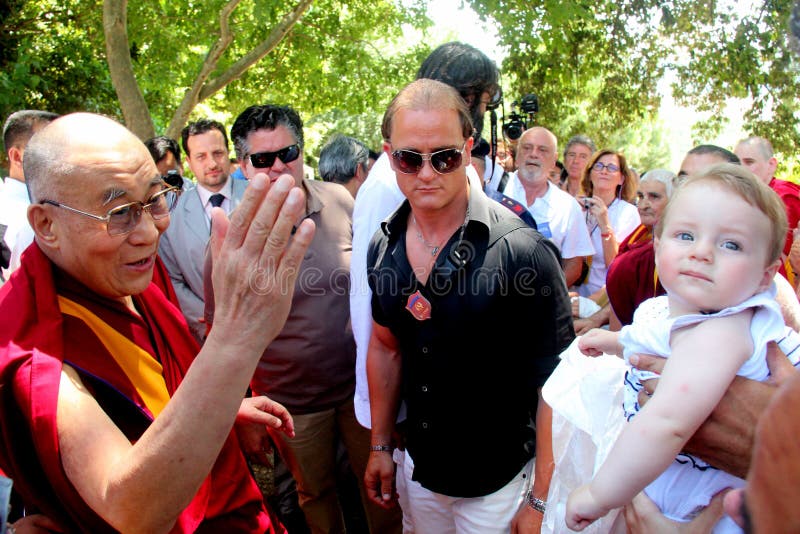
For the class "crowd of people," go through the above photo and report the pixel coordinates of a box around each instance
[0,37,799,534]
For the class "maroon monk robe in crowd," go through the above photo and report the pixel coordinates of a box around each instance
[606,224,666,327]
[0,243,284,533]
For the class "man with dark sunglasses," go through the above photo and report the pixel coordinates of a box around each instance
[365,79,573,533]
[203,104,402,534]
[158,118,247,343]
[0,111,310,532]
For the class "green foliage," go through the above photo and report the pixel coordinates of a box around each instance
[0,1,118,120]
[468,0,800,173]
[1,0,430,150]
[471,0,665,152]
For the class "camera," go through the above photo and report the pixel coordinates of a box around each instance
[502,112,526,141]
[502,93,539,141]
[164,169,183,190]
[583,198,592,210]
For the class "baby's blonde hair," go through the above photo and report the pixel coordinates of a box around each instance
[656,163,787,265]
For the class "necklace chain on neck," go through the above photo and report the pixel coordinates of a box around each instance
[412,208,470,258]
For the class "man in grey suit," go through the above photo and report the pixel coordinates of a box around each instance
[159,118,246,343]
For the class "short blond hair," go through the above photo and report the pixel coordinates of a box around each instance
[381,79,473,142]
[656,163,787,264]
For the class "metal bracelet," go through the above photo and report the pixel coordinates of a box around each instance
[526,489,546,513]
[369,444,392,452]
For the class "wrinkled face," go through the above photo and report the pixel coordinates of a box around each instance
[185,128,230,191]
[516,129,556,186]
[384,107,472,214]
[564,143,592,179]
[734,143,776,185]
[45,141,169,301]
[655,182,775,315]
[240,125,305,186]
[636,180,668,229]
[589,153,624,194]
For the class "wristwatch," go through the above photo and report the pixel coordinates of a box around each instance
[526,489,546,514]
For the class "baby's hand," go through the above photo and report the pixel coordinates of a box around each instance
[566,484,607,531]
[578,328,612,357]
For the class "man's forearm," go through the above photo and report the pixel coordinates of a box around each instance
[684,376,774,477]
[367,329,402,444]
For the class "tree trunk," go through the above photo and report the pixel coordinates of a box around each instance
[104,0,155,140]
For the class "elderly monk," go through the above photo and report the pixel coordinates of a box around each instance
[0,113,315,532]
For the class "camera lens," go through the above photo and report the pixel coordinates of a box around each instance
[503,121,524,141]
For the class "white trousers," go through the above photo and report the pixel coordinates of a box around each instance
[396,449,533,534]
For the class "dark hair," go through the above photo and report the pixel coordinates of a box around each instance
[230,105,304,161]
[144,135,181,166]
[687,144,740,164]
[368,149,380,161]
[181,118,228,157]
[318,135,369,184]
[471,137,491,158]
[3,110,59,155]
[416,42,499,139]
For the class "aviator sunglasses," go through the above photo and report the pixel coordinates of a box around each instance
[249,144,301,168]
[390,143,466,175]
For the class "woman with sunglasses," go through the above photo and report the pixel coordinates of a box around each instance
[576,149,640,298]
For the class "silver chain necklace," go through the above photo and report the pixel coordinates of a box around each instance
[412,208,470,258]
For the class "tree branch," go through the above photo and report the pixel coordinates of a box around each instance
[166,0,243,139]
[103,0,155,139]
[197,0,315,100]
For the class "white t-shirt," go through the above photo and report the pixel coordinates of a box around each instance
[504,175,594,259]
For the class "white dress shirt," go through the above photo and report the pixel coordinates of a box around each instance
[195,177,234,229]
[504,175,594,260]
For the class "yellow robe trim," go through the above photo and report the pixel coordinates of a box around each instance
[57,295,170,418]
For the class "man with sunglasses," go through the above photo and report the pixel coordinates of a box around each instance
[203,104,402,534]
[159,119,247,343]
[365,79,573,533]
[0,112,314,532]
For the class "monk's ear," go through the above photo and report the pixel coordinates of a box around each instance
[28,204,59,248]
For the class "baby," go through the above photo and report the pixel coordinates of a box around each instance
[565,164,794,533]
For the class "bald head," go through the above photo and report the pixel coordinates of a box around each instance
[25,113,166,300]
[24,113,154,204]
[734,136,777,185]
[516,127,558,187]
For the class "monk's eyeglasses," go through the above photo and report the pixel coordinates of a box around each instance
[40,185,181,236]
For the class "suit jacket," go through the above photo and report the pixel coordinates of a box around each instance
[159,179,247,342]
